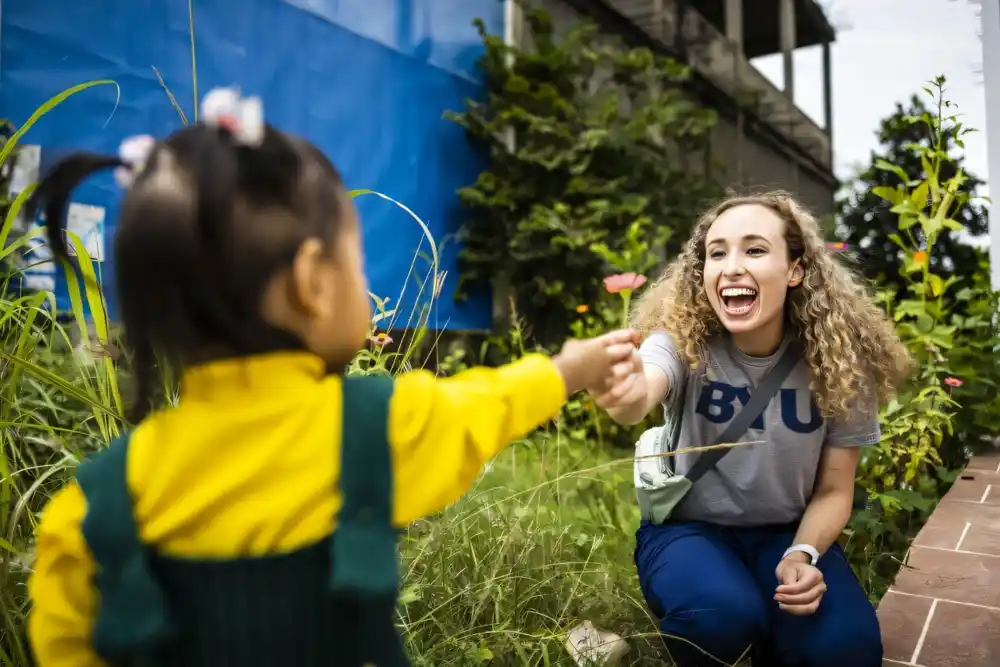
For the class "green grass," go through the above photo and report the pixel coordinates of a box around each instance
[399,431,662,666]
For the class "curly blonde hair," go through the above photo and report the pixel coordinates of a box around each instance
[631,191,912,418]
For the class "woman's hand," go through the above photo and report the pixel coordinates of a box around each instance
[774,555,827,615]
[591,355,645,410]
[553,329,642,396]
[590,362,669,426]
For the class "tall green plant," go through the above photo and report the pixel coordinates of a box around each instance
[836,92,988,299]
[448,8,719,345]
[843,75,993,600]
[0,80,123,665]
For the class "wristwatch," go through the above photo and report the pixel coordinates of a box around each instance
[782,544,820,566]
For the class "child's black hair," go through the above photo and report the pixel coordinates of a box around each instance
[27,123,348,422]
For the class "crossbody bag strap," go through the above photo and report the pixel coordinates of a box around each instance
[685,344,802,484]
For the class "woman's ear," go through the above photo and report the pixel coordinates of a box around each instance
[788,259,805,287]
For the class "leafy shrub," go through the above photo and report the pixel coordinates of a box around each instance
[448,8,720,346]
[840,76,997,600]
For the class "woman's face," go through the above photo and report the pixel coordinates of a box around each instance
[702,204,803,344]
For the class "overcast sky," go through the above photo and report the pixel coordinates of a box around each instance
[751,0,988,205]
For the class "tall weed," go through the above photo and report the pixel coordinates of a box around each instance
[843,76,995,600]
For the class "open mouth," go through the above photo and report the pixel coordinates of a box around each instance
[719,286,758,316]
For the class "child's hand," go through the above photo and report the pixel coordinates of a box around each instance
[592,361,647,410]
[554,329,642,396]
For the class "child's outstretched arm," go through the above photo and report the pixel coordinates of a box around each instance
[389,329,640,525]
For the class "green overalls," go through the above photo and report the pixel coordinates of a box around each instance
[73,375,408,667]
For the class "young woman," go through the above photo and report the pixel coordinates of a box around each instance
[591,193,911,667]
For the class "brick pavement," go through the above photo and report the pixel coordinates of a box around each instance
[878,451,1000,667]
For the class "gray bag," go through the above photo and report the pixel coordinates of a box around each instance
[634,344,802,524]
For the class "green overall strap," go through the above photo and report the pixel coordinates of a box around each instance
[76,434,174,664]
[330,374,399,595]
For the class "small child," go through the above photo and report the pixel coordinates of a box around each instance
[26,88,641,667]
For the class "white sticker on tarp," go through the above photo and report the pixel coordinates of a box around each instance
[23,273,56,294]
[66,203,106,261]
[8,144,41,196]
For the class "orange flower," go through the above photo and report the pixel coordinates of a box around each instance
[603,273,647,294]
[826,241,848,252]
[370,332,393,347]
[944,377,963,388]
[576,304,590,313]
[913,250,929,264]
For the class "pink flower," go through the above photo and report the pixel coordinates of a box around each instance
[826,242,848,252]
[944,377,963,388]
[603,273,647,294]
[369,333,393,347]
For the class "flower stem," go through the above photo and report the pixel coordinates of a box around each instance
[621,290,632,328]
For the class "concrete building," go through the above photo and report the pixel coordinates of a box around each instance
[517,0,838,215]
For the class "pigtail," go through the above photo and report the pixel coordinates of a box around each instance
[126,329,161,424]
[26,154,123,265]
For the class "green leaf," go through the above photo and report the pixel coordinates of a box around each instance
[873,186,903,205]
[910,181,930,210]
[0,80,120,166]
[874,158,909,183]
[928,274,945,297]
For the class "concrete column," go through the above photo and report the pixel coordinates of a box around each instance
[726,0,745,182]
[494,0,523,328]
[822,39,833,164]
[779,0,796,102]
[725,0,742,47]
[982,0,1000,290]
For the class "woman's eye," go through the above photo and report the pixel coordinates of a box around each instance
[747,247,766,257]
[709,250,725,260]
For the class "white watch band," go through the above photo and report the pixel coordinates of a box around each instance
[782,544,820,566]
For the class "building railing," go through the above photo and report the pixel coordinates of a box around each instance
[607,0,832,169]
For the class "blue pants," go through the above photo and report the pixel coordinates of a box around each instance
[634,521,882,667]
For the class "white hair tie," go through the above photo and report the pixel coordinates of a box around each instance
[201,86,264,147]
[114,134,156,189]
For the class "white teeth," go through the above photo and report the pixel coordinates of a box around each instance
[720,287,757,297]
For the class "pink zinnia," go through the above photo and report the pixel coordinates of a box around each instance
[603,273,647,294]
[944,377,963,388]
[369,333,393,347]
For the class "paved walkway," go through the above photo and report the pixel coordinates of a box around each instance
[878,450,1000,667]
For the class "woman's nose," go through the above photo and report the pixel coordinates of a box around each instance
[724,254,746,276]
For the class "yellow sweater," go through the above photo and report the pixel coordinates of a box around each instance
[28,351,566,667]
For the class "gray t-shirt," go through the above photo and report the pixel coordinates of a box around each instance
[638,330,880,526]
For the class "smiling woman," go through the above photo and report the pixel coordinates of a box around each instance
[703,206,805,357]
[589,192,912,667]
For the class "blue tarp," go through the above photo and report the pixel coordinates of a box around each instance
[1,0,499,331]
